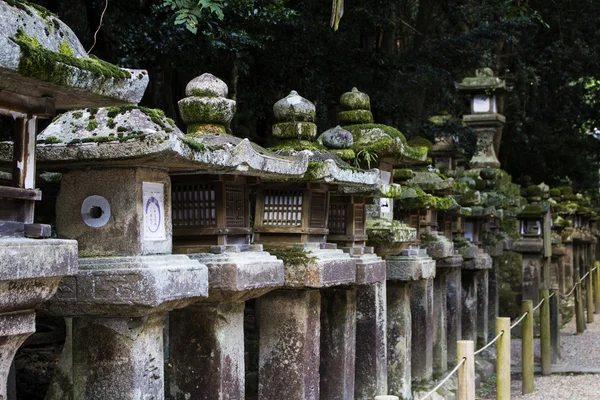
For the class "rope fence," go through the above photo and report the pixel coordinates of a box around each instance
[380,263,600,400]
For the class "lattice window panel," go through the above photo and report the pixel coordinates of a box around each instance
[354,204,365,235]
[172,182,217,227]
[443,220,453,238]
[225,184,246,228]
[409,214,420,229]
[328,204,346,234]
[309,192,328,229]
[263,190,303,226]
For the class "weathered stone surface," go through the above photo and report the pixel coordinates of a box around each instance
[354,253,387,285]
[258,290,321,400]
[340,87,371,111]
[0,310,35,400]
[455,243,478,260]
[462,251,493,270]
[43,255,208,317]
[387,254,436,282]
[168,302,245,400]
[272,121,318,140]
[279,245,357,288]
[178,96,236,125]
[476,270,489,349]
[16,109,310,180]
[407,171,454,192]
[513,237,544,254]
[56,168,172,257]
[411,278,434,383]
[185,73,228,98]
[446,266,462,367]
[320,288,357,400]
[322,125,354,149]
[461,271,478,342]
[421,232,454,259]
[0,2,148,107]
[433,271,447,376]
[387,282,411,399]
[72,312,165,399]
[355,282,387,399]
[488,258,500,340]
[273,90,316,123]
[367,219,416,258]
[307,159,380,188]
[188,249,284,302]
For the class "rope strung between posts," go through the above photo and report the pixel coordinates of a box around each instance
[558,268,595,298]
[474,331,504,356]
[510,311,528,330]
[420,357,466,399]
[532,297,545,312]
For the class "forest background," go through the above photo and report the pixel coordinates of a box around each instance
[25,0,600,192]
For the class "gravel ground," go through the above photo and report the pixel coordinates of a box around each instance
[479,312,600,399]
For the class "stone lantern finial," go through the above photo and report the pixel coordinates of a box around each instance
[272,90,317,141]
[178,73,236,136]
[338,87,374,125]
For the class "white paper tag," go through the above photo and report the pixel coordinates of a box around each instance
[143,182,166,241]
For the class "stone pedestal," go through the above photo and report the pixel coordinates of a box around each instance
[169,303,245,400]
[344,246,388,400]
[43,256,208,400]
[513,237,544,304]
[463,250,492,348]
[422,233,455,376]
[0,238,77,399]
[168,245,284,400]
[73,313,165,399]
[258,290,321,400]
[435,255,463,371]
[320,287,357,400]
[386,250,435,398]
[410,278,434,382]
[355,281,387,400]
[257,244,356,400]
[485,241,504,342]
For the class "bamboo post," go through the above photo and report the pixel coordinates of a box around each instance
[587,270,594,323]
[576,284,585,334]
[595,264,600,314]
[550,288,560,362]
[496,318,511,400]
[522,300,534,394]
[457,340,475,400]
[540,290,551,375]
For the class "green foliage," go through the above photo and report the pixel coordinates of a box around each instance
[354,148,378,169]
[57,39,73,57]
[164,0,225,34]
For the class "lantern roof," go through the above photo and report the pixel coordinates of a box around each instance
[455,68,507,93]
[0,1,148,109]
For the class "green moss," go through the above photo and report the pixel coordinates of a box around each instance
[549,188,561,198]
[36,135,60,144]
[57,39,73,57]
[6,0,58,19]
[12,28,130,86]
[517,204,543,219]
[72,111,83,119]
[527,185,542,197]
[107,118,116,129]
[407,137,433,150]
[104,105,174,133]
[560,186,573,195]
[271,139,326,152]
[330,148,355,161]
[343,123,407,144]
[394,168,414,181]
[269,247,317,267]
[338,110,374,124]
[181,137,221,152]
[272,122,317,140]
[86,120,98,131]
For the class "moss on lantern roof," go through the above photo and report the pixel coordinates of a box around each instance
[12,28,131,85]
[268,247,318,268]
[394,168,414,181]
[549,188,562,198]
[394,187,455,210]
[407,137,433,150]
[517,204,544,219]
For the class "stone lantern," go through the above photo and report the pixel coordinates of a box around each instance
[252,90,381,399]
[513,185,552,304]
[0,2,145,397]
[455,68,507,169]
[166,74,308,400]
[31,106,231,399]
